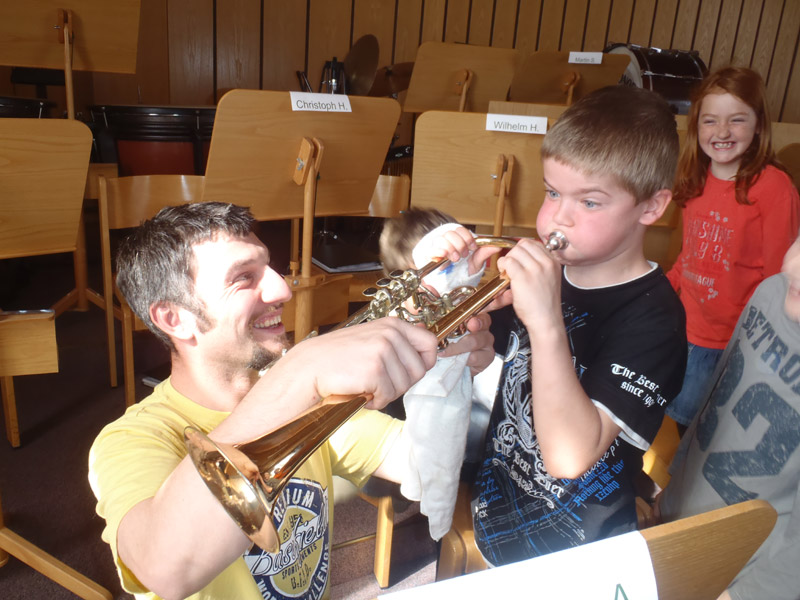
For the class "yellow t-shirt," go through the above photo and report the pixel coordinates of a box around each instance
[88,378,402,600]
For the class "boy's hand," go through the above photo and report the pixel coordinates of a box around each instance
[421,226,500,275]
[425,226,476,264]
[496,238,563,331]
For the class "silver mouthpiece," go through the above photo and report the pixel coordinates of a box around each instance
[545,230,568,252]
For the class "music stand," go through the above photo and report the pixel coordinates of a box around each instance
[0,1,140,311]
[404,42,518,114]
[411,110,556,236]
[0,118,92,316]
[508,50,630,106]
[204,89,401,340]
[0,120,108,597]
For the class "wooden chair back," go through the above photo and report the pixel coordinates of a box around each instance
[641,499,776,600]
[93,174,205,406]
[0,310,112,597]
[777,143,800,190]
[100,174,206,229]
[0,310,58,447]
[438,494,776,600]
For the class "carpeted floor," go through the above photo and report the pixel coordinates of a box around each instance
[0,252,438,599]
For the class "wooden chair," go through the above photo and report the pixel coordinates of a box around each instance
[0,310,113,599]
[437,494,776,599]
[777,143,800,190]
[0,118,92,446]
[85,174,206,407]
[641,499,776,599]
[642,415,681,490]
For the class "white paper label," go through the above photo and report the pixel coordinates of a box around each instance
[383,531,658,600]
[485,113,547,135]
[290,92,353,112]
[569,51,603,64]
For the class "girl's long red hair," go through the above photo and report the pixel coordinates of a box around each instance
[673,66,781,206]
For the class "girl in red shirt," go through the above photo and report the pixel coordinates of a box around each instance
[666,66,800,431]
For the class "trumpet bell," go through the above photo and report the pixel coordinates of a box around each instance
[185,427,276,551]
[185,393,370,552]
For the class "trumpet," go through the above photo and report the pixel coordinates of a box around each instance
[184,230,568,553]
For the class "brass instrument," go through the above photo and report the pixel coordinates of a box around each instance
[184,231,568,552]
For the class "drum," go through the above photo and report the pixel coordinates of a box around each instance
[88,105,216,175]
[605,43,707,115]
[0,96,55,118]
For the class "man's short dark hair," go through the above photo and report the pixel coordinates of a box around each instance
[116,202,256,350]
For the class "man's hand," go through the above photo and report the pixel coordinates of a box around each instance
[439,312,495,376]
[294,318,438,409]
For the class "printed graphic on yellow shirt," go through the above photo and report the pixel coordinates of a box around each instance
[244,478,330,599]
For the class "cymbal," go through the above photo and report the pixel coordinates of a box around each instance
[368,62,414,97]
[344,34,380,96]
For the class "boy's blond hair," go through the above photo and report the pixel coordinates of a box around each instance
[541,85,679,203]
[379,207,456,273]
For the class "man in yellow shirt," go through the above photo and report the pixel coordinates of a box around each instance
[89,202,493,600]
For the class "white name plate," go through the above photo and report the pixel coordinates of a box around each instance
[290,92,353,112]
[569,51,603,64]
[486,113,547,135]
[383,531,658,600]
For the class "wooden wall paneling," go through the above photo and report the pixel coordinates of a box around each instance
[561,0,589,52]
[672,0,701,51]
[750,0,783,81]
[650,0,678,49]
[709,0,744,71]
[167,0,214,105]
[216,0,261,99]
[765,1,800,120]
[307,0,352,94]
[468,0,494,46]
[492,0,519,49]
[583,0,612,51]
[514,0,543,54]
[779,29,800,122]
[393,0,421,149]
[395,0,423,62]
[538,0,566,51]
[353,0,396,70]
[628,0,656,47]
[607,0,634,46]
[731,0,764,67]
[444,0,470,44]
[421,0,447,43]
[262,1,307,92]
[135,0,169,105]
[693,0,722,68]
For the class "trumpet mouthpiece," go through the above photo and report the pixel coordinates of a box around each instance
[545,230,568,251]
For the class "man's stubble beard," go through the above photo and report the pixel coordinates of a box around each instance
[247,332,291,371]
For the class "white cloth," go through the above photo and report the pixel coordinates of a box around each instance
[401,353,472,540]
[401,223,485,540]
